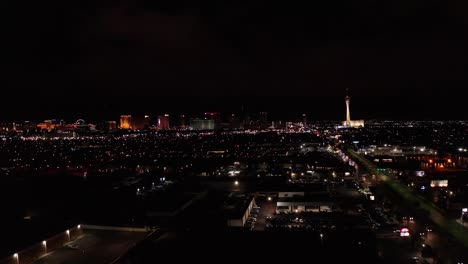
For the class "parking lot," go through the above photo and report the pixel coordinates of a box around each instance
[33,229,148,264]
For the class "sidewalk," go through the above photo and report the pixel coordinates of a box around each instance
[456,219,468,228]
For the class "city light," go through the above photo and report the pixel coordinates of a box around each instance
[400,228,410,237]
[2,104,468,263]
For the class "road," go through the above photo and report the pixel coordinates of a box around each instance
[253,196,276,231]
[33,229,148,264]
[348,149,468,263]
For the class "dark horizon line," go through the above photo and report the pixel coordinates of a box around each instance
[0,95,465,122]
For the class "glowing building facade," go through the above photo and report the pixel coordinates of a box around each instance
[190,118,215,130]
[120,115,132,129]
[157,114,170,130]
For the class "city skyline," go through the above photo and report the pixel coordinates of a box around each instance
[0,95,465,122]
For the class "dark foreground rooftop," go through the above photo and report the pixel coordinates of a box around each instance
[117,229,378,264]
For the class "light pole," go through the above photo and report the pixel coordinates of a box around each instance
[461,208,467,225]
[42,241,47,254]
[13,253,19,264]
[66,230,70,241]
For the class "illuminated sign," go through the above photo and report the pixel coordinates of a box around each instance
[415,171,425,177]
[430,180,448,188]
[400,228,410,237]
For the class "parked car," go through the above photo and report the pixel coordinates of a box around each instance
[67,244,80,250]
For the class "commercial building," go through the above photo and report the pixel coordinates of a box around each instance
[133,115,151,130]
[157,114,170,130]
[359,145,437,157]
[120,115,132,129]
[106,121,117,131]
[190,118,215,130]
[175,115,189,129]
[259,112,268,129]
[37,120,60,130]
[228,114,241,129]
[275,185,335,213]
[225,193,255,227]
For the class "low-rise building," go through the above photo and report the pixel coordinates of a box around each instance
[225,193,255,227]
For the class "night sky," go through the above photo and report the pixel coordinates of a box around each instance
[2,0,467,119]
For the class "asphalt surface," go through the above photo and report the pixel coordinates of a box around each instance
[33,229,148,264]
[253,197,276,231]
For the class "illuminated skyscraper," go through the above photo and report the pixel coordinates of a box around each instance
[259,112,268,129]
[204,112,221,129]
[120,115,132,129]
[229,114,240,129]
[132,115,150,130]
[157,114,170,130]
[177,115,189,129]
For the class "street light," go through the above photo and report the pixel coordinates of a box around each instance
[461,208,468,222]
[13,253,19,264]
[234,181,239,186]
[42,241,47,253]
[77,224,81,229]
[268,197,272,201]
[66,230,70,241]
